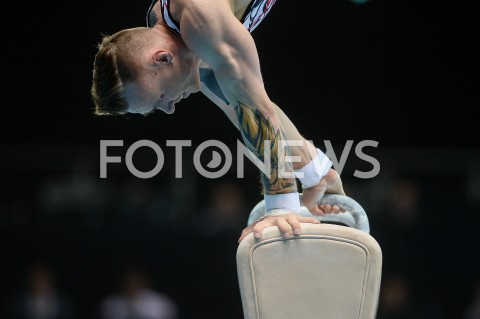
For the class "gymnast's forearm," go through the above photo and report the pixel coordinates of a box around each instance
[204,90,326,183]
[199,68,324,190]
[271,102,333,190]
[272,102,319,169]
[234,101,297,196]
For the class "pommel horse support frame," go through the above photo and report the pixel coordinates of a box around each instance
[237,194,383,319]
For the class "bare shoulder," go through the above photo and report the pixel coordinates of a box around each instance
[179,0,239,55]
[178,0,235,27]
[179,0,259,75]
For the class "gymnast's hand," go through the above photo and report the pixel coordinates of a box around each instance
[302,169,346,216]
[238,212,321,243]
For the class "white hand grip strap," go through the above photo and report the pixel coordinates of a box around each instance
[294,148,332,189]
[264,192,301,214]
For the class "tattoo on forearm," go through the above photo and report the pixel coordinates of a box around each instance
[235,101,297,195]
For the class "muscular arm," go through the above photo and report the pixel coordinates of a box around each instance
[200,66,318,169]
[179,0,344,241]
[182,1,298,196]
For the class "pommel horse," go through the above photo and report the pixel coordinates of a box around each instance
[237,194,382,319]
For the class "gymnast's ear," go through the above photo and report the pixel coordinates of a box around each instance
[152,50,173,65]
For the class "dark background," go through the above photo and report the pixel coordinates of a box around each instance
[1,0,479,318]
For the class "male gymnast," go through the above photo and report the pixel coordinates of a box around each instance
[91,0,346,243]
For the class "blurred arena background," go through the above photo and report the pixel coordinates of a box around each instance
[1,0,478,318]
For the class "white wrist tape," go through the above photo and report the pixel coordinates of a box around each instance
[294,148,332,189]
[264,192,301,214]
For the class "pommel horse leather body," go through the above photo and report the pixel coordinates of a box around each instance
[237,194,382,319]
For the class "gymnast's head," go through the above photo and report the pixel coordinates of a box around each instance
[91,26,201,116]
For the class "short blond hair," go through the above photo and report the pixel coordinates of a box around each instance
[91,28,150,115]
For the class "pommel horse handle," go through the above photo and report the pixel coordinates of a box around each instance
[247,193,370,233]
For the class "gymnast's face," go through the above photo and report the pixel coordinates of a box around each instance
[125,47,201,115]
